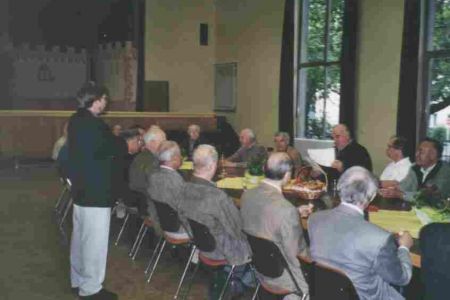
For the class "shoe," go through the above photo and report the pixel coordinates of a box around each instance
[79,289,118,300]
[71,287,79,295]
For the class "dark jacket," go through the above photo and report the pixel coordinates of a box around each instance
[336,140,373,172]
[180,135,207,160]
[68,108,120,207]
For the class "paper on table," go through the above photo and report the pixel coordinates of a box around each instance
[307,148,335,167]
[216,177,244,190]
[370,209,423,239]
[179,161,193,170]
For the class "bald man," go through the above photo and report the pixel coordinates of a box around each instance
[240,152,312,297]
[180,145,251,265]
[226,128,267,166]
[331,124,372,173]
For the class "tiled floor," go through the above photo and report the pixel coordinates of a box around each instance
[0,165,213,300]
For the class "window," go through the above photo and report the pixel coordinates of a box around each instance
[296,0,344,139]
[424,0,450,158]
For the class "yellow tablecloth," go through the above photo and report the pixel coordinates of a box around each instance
[216,177,245,190]
[370,209,423,239]
[179,161,193,170]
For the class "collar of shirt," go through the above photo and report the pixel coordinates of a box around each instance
[394,157,411,166]
[421,163,436,181]
[261,179,282,193]
[341,202,364,216]
[161,165,175,172]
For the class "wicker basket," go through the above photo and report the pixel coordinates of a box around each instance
[291,167,328,200]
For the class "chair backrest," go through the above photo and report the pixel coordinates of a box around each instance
[311,262,359,300]
[244,232,288,278]
[153,201,181,232]
[187,218,216,252]
[420,222,450,299]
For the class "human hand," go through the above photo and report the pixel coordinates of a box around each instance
[397,231,413,249]
[331,160,344,172]
[379,187,403,199]
[298,203,314,218]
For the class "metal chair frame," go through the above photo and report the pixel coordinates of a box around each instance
[174,218,237,300]
[244,232,307,300]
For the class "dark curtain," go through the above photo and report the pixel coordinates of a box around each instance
[397,0,421,158]
[339,0,358,137]
[134,0,145,111]
[278,0,295,140]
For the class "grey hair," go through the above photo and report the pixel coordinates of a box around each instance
[193,144,218,170]
[157,141,180,163]
[337,166,378,206]
[242,128,256,142]
[143,127,166,144]
[274,131,290,143]
[264,152,292,180]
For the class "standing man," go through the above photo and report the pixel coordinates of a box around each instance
[68,82,118,300]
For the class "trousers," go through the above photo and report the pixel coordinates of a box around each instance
[70,204,111,296]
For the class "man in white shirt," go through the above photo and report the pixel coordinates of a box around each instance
[379,138,450,204]
[380,136,411,182]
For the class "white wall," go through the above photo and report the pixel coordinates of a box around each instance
[11,44,87,100]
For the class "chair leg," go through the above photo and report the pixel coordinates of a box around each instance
[54,185,68,212]
[145,236,164,274]
[181,259,200,300]
[218,264,236,300]
[173,245,197,300]
[251,283,260,300]
[129,220,146,257]
[114,212,130,246]
[59,197,73,229]
[146,240,167,284]
[132,226,148,260]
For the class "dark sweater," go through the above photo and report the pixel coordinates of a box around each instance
[68,108,120,207]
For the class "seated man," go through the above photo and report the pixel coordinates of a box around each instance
[240,152,312,297]
[274,131,302,168]
[180,124,206,160]
[225,128,267,166]
[331,124,372,173]
[308,166,413,300]
[180,144,250,265]
[147,140,188,238]
[52,121,68,160]
[129,126,166,195]
[380,138,450,205]
[112,129,143,216]
[379,136,411,182]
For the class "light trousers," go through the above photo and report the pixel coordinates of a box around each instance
[70,204,111,296]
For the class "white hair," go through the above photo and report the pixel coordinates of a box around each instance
[241,128,256,142]
[193,144,218,170]
[143,127,166,144]
[157,141,180,163]
[337,166,378,206]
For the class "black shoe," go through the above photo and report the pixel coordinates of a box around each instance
[71,287,79,295]
[79,289,118,300]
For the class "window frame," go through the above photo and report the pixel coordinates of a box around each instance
[295,0,344,140]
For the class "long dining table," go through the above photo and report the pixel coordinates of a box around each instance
[179,164,422,268]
